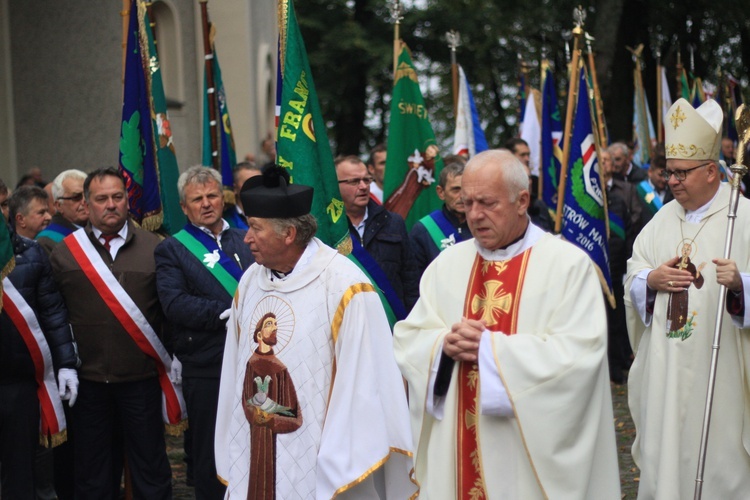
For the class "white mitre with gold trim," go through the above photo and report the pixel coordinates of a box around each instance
[665,98,723,161]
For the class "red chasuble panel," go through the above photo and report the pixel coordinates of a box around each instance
[456,249,531,498]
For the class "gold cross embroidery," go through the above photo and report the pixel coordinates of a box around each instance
[670,106,686,129]
[471,280,512,326]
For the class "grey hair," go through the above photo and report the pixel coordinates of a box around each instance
[51,169,87,201]
[438,155,467,188]
[9,185,48,221]
[268,214,318,248]
[177,166,223,202]
[465,149,529,202]
[607,142,630,156]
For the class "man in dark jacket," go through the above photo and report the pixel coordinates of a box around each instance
[50,168,175,499]
[410,155,470,278]
[1,187,79,499]
[609,142,648,183]
[601,150,638,383]
[335,156,419,316]
[37,169,89,255]
[155,166,253,499]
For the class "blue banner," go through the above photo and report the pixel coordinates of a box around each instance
[119,0,161,227]
[562,67,614,306]
[541,67,562,211]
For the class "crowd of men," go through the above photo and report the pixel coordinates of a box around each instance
[1,95,749,499]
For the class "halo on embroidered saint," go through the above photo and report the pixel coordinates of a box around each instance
[249,295,295,355]
[675,239,698,260]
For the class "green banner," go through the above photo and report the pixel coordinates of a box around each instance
[382,43,444,230]
[0,215,15,313]
[276,0,349,252]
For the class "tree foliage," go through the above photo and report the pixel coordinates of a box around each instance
[295,0,750,156]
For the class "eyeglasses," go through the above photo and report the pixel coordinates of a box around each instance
[58,193,84,202]
[338,176,374,186]
[661,162,711,182]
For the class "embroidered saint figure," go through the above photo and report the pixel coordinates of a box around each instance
[666,242,706,338]
[242,312,302,499]
[384,145,439,219]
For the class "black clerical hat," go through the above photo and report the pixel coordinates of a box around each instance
[240,165,313,218]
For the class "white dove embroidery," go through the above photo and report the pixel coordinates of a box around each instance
[203,250,221,269]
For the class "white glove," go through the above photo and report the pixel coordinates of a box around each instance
[219,308,231,321]
[57,368,79,407]
[170,356,182,385]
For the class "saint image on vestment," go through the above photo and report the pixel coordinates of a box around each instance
[666,242,706,340]
[384,144,439,219]
[242,312,302,500]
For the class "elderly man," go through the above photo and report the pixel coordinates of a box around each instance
[609,142,648,183]
[1,187,79,499]
[625,99,750,498]
[335,155,419,318]
[50,168,179,499]
[155,166,253,499]
[394,149,620,499]
[215,166,416,499]
[37,170,89,254]
[410,155,469,277]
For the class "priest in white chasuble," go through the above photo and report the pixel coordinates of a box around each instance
[394,149,620,499]
[215,166,417,500]
[625,98,750,499]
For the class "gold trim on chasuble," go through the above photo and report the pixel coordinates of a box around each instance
[325,282,376,420]
[457,250,531,499]
[326,282,418,498]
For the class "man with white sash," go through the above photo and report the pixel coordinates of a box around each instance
[394,150,621,499]
[410,155,470,278]
[215,166,417,499]
[626,99,750,498]
[1,187,79,499]
[156,166,253,499]
[50,168,181,499]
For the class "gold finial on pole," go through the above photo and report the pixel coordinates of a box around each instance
[388,0,403,80]
[554,6,585,233]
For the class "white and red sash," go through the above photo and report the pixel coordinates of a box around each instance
[2,277,67,447]
[64,229,187,433]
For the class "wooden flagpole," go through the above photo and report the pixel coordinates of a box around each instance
[121,0,130,83]
[585,33,608,149]
[446,30,460,116]
[657,51,664,144]
[199,0,219,170]
[554,6,585,233]
[390,1,402,80]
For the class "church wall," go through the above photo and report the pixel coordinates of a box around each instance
[5,0,276,186]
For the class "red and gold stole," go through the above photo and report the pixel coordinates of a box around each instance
[456,249,531,498]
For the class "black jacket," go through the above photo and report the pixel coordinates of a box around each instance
[410,204,470,278]
[154,226,253,378]
[0,233,78,382]
[348,200,420,313]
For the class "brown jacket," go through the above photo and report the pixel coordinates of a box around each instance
[50,220,164,383]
